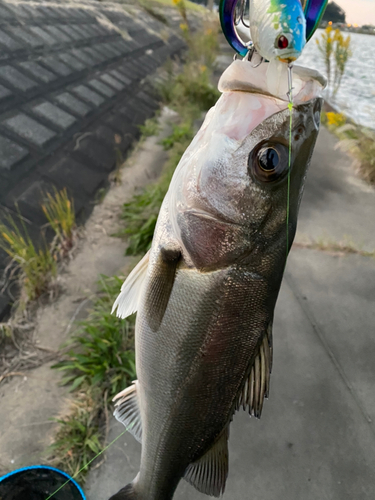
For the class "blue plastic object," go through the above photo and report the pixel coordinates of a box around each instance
[0,465,86,500]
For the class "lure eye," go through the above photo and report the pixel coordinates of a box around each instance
[249,141,289,184]
[277,35,289,49]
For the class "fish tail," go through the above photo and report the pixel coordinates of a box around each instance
[108,482,139,500]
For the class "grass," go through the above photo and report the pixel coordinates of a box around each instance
[322,111,375,185]
[49,275,136,481]
[0,213,57,302]
[49,387,105,481]
[0,188,77,304]
[52,275,136,398]
[139,117,159,139]
[41,188,76,257]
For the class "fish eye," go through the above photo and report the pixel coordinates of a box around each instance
[258,147,280,172]
[248,141,289,184]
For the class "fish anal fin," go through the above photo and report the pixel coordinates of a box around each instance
[237,321,273,418]
[113,381,142,443]
[183,427,229,497]
[144,246,181,331]
[112,251,150,319]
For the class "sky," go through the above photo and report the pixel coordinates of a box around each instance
[335,0,375,26]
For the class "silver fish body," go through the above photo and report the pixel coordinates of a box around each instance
[110,61,324,500]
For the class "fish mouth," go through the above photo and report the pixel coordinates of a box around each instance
[185,208,241,228]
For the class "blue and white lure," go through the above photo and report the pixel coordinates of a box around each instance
[220,0,328,59]
[220,0,328,96]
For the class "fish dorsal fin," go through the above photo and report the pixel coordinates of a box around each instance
[183,426,229,497]
[144,246,181,332]
[236,322,273,418]
[112,251,150,319]
[113,381,142,443]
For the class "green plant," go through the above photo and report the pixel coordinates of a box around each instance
[316,26,351,96]
[332,30,352,95]
[0,214,57,302]
[41,188,76,254]
[161,122,194,149]
[49,388,104,481]
[139,117,159,138]
[52,275,136,398]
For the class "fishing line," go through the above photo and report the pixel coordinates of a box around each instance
[44,428,128,500]
[286,64,294,261]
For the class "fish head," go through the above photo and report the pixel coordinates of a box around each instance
[251,0,306,63]
[169,62,324,272]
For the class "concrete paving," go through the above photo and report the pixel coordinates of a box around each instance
[85,100,375,498]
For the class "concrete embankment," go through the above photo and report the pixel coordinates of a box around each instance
[0,0,188,318]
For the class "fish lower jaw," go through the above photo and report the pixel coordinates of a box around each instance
[185,208,240,228]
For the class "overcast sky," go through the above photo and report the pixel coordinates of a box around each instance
[335,0,375,25]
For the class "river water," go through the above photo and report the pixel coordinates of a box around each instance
[297,30,375,129]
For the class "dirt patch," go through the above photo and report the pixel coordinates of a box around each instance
[0,108,177,476]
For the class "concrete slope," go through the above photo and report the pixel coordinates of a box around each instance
[85,109,375,498]
[0,0,187,318]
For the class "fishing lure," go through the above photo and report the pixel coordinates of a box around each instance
[220,0,328,59]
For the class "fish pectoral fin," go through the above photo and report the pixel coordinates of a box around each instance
[112,251,150,319]
[113,381,142,443]
[183,426,229,497]
[236,321,273,418]
[144,246,181,331]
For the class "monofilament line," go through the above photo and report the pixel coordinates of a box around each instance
[286,63,294,260]
[45,428,128,500]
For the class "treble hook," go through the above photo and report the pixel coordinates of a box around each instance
[234,0,250,28]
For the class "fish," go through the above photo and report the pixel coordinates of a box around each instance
[109,59,325,500]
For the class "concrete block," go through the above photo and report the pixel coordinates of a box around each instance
[69,48,93,68]
[55,92,91,117]
[0,29,23,51]
[58,53,86,71]
[5,26,43,48]
[0,5,14,20]
[32,102,76,130]
[92,124,119,146]
[72,85,104,106]
[82,46,106,65]
[0,84,12,102]
[40,56,73,77]
[28,26,56,46]
[44,25,71,43]
[94,43,118,59]
[0,135,28,171]
[88,79,115,98]
[45,156,104,195]
[4,113,56,147]
[109,69,131,86]
[100,74,124,91]
[66,25,85,40]
[74,136,115,171]
[0,66,37,92]
[57,24,82,41]
[18,61,57,84]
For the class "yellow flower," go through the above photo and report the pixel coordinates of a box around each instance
[326,112,346,128]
